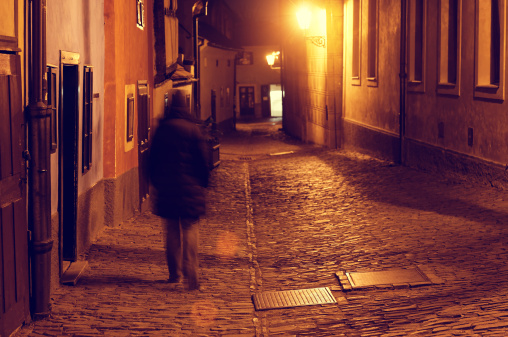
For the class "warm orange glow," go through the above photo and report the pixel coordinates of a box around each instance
[190,300,218,327]
[266,51,281,67]
[266,54,275,66]
[216,231,240,259]
[296,6,311,30]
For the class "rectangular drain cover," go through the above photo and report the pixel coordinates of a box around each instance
[345,267,431,289]
[252,287,336,311]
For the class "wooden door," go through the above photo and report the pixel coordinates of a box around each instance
[60,63,79,262]
[0,54,30,337]
[261,85,271,117]
[239,86,255,116]
[137,81,150,211]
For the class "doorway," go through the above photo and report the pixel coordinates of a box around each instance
[269,84,283,117]
[137,81,150,212]
[59,55,79,267]
[239,86,255,116]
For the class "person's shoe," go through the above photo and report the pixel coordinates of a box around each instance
[187,278,200,291]
[168,276,181,283]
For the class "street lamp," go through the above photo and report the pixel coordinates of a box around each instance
[296,5,326,48]
[266,51,280,68]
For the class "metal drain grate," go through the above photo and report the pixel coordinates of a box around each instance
[252,287,336,311]
[238,156,252,161]
[338,266,432,290]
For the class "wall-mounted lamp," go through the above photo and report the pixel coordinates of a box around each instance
[296,5,326,48]
[266,51,281,68]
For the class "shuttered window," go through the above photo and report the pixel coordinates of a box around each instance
[82,66,93,173]
[352,0,362,85]
[474,0,505,100]
[367,0,378,86]
[408,0,427,92]
[47,65,58,153]
[438,0,462,96]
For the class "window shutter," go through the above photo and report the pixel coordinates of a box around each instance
[83,66,93,173]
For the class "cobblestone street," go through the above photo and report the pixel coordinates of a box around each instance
[15,118,508,336]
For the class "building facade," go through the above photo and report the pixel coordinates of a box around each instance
[281,0,508,186]
[0,0,195,335]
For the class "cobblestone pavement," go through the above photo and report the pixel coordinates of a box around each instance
[15,118,508,336]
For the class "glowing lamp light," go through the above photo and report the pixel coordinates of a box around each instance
[266,51,280,68]
[296,5,326,48]
[296,6,311,30]
[266,54,275,66]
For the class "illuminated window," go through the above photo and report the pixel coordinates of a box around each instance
[408,0,426,92]
[367,0,378,86]
[352,0,362,85]
[474,0,505,100]
[83,66,93,173]
[438,0,461,96]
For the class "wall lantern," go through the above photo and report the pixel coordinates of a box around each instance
[266,51,280,68]
[296,5,326,48]
[296,7,311,30]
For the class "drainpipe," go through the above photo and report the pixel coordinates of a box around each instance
[192,0,208,120]
[233,53,237,130]
[28,0,53,318]
[399,0,407,165]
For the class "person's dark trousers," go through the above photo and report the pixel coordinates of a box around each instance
[164,217,200,290]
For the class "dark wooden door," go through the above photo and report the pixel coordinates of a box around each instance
[60,64,79,262]
[0,54,30,337]
[261,85,271,117]
[239,86,255,116]
[211,89,217,122]
[137,81,150,211]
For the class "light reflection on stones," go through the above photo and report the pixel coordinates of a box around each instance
[190,300,218,327]
[215,230,240,259]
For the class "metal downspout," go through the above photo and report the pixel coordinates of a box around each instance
[192,1,208,119]
[399,0,407,165]
[28,0,53,318]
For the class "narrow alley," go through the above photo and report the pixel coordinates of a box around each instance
[15,119,508,336]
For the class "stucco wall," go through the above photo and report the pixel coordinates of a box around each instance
[343,0,400,133]
[200,43,236,126]
[104,0,153,179]
[405,0,508,167]
[46,0,105,213]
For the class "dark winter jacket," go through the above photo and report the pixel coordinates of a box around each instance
[148,107,209,218]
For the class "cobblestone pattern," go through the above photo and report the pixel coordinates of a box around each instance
[14,123,508,336]
[248,149,508,336]
[15,161,256,336]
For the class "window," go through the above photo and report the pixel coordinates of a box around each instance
[367,0,378,86]
[408,0,426,92]
[438,0,461,96]
[136,0,145,29]
[82,66,93,173]
[475,0,505,100]
[47,65,58,153]
[352,0,362,85]
[127,94,134,142]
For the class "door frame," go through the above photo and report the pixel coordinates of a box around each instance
[137,80,150,212]
[58,51,80,272]
[238,85,255,116]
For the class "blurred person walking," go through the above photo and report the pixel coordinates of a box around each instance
[148,90,209,290]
